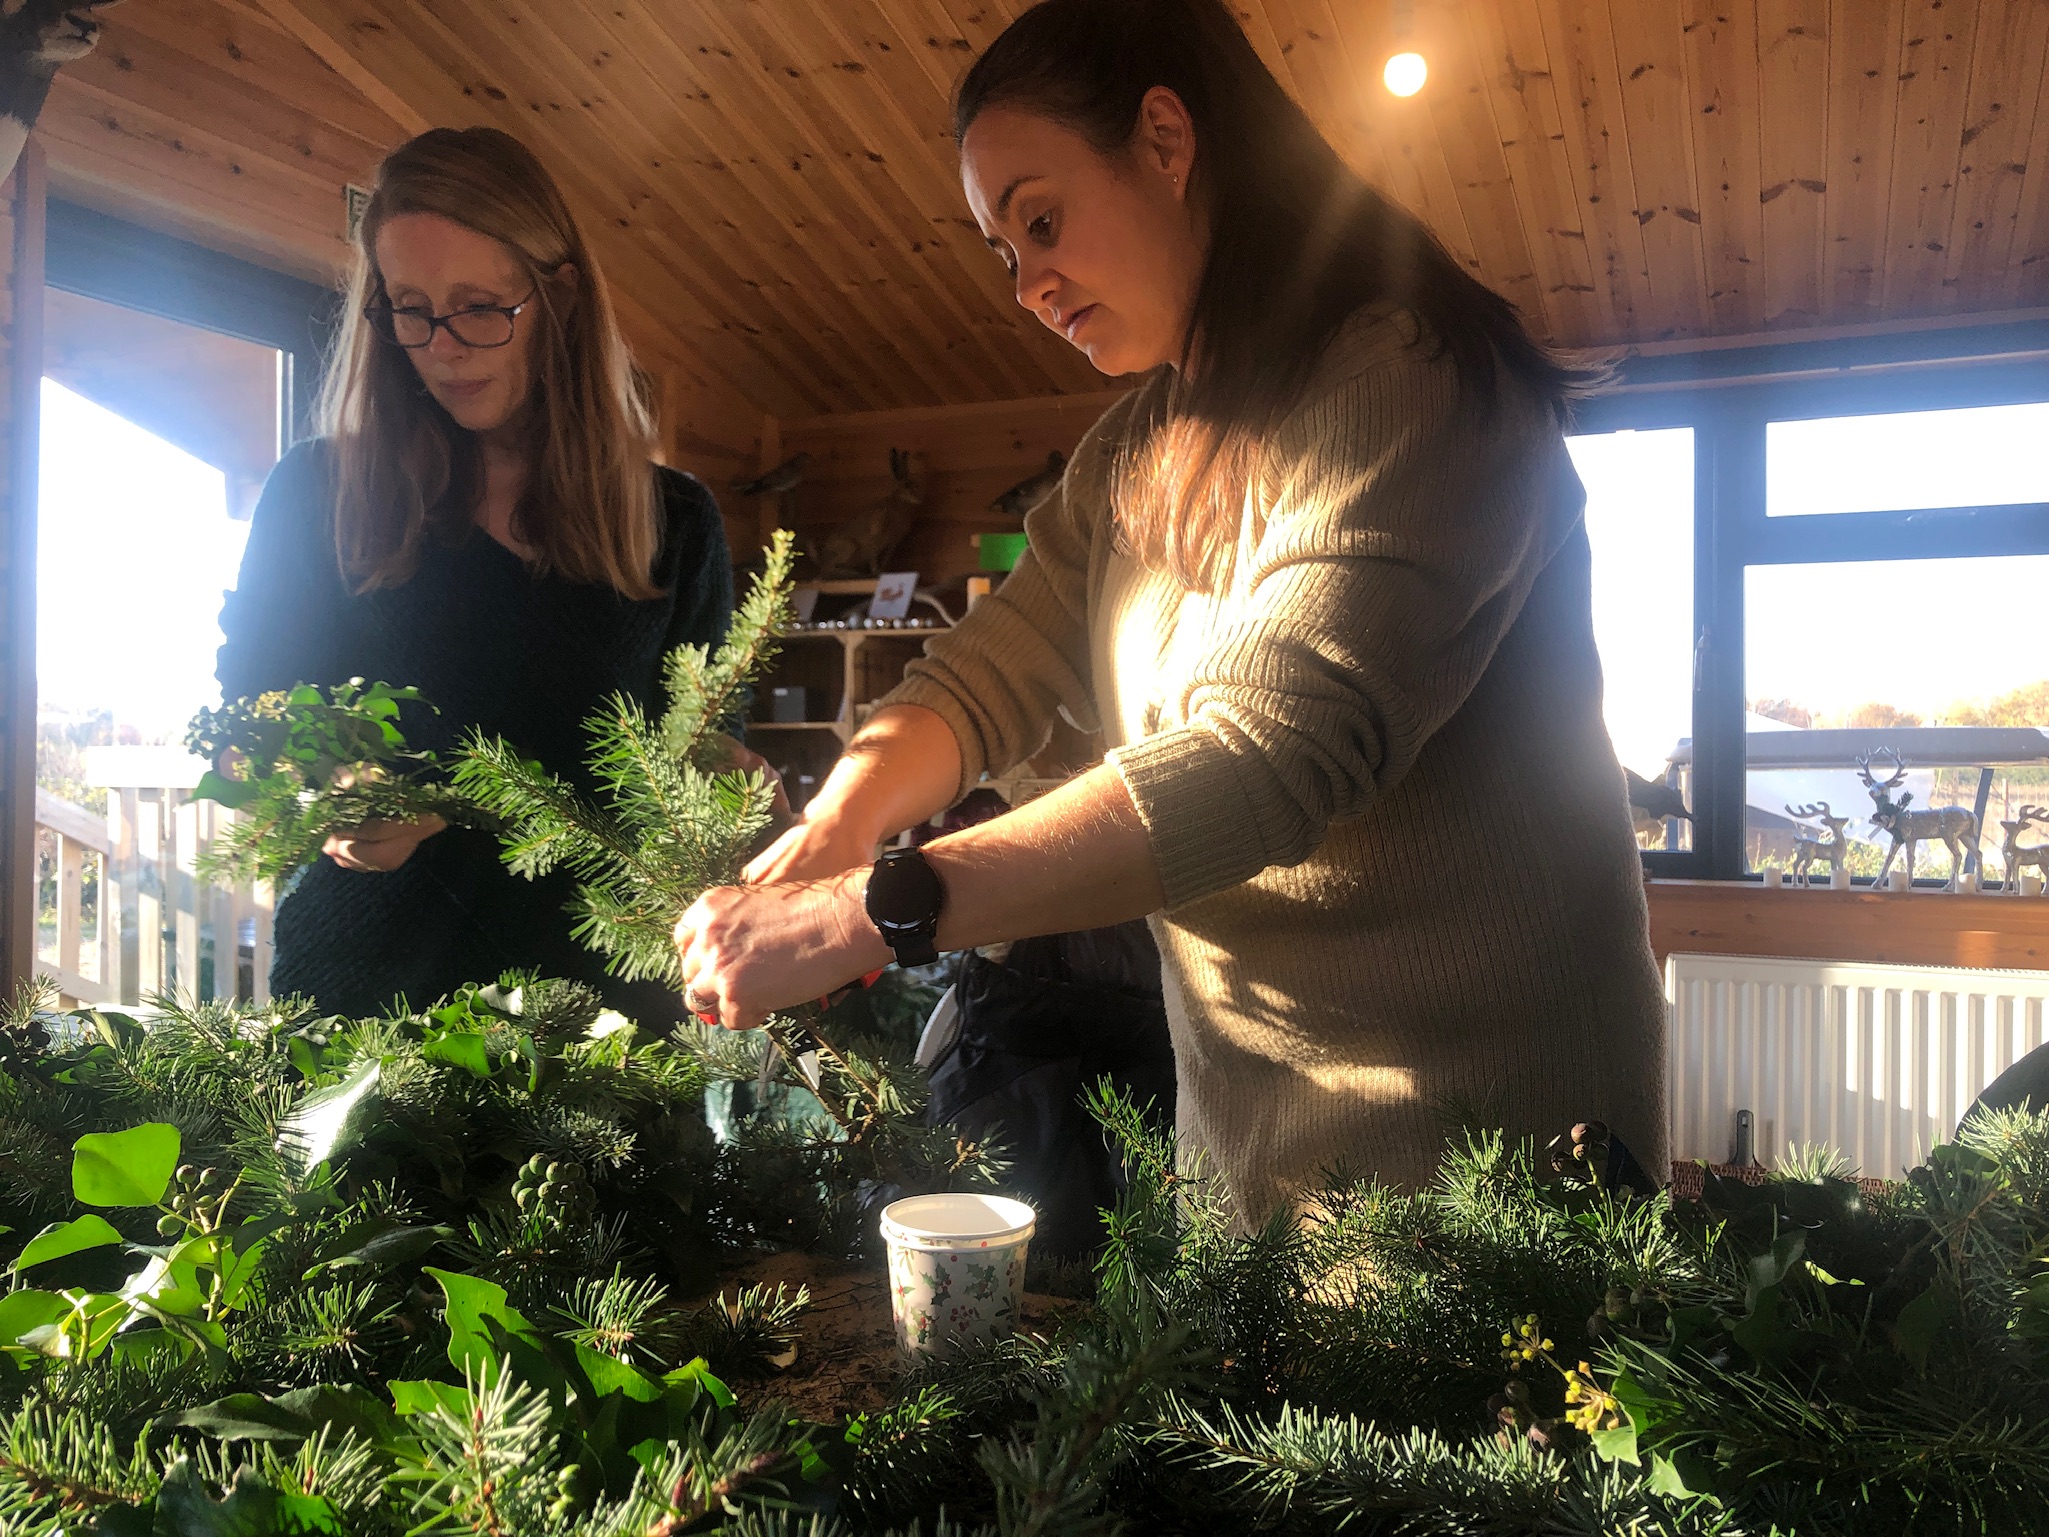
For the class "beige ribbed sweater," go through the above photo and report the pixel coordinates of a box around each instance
[886,306,1667,1221]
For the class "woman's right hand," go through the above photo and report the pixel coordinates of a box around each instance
[324,815,448,873]
[742,811,879,885]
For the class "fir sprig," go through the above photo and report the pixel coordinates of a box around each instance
[452,532,798,987]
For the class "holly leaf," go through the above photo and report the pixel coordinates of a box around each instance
[276,1058,381,1177]
[154,1456,277,1535]
[73,1123,180,1207]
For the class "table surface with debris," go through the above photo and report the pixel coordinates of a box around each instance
[693,1250,1075,1423]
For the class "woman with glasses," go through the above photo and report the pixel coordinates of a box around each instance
[675,0,1666,1222]
[218,126,738,1021]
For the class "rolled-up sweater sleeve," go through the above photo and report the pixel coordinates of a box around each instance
[1107,345,1584,911]
[883,394,1133,800]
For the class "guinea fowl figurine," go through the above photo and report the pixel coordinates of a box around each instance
[806,447,922,579]
[1625,768,1691,833]
[731,451,810,498]
[989,450,1067,520]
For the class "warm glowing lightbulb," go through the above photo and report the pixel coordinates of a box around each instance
[1383,51,1428,97]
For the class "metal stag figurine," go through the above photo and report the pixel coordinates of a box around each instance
[1857,748,1980,891]
[0,2,120,184]
[1999,805,2049,895]
[1785,802,1849,887]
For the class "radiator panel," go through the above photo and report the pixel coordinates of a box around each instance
[1664,954,2049,1179]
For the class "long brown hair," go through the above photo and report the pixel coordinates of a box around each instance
[955,0,1593,590]
[320,127,662,598]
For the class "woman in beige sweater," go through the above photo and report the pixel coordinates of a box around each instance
[676,0,1667,1220]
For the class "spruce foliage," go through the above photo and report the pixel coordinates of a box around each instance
[452,532,799,988]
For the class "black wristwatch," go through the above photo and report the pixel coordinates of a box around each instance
[864,847,945,968]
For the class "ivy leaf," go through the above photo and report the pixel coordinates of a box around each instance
[11,1214,124,1272]
[73,1123,180,1207]
[427,1267,544,1386]
[1590,1422,1640,1466]
[422,1031,493,1078]
[0,1290,67,1351]
[192,769,259,811]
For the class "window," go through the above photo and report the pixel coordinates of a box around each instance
[1767,402,2049,517]
[1569,427,1695,851]
[1581,327,2049,884]
[31,207,331,1007]
[1745,557,2049,882]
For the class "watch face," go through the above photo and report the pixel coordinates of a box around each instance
[866,850,944,927]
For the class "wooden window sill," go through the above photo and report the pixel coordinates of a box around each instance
[1644,877,2049,971]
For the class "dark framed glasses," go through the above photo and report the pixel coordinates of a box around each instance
[365,292,535,349]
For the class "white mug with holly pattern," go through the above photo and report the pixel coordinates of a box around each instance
[879,1192,1035,1357]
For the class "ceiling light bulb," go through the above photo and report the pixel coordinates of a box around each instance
[1383,51,1428,97]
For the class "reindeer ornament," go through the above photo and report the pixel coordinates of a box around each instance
[1858,748,1980,891]
[1785,802,1850,887]
[1999,805,2049,895]
[0,2,120,184]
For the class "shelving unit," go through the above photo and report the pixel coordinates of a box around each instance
[748,580,957,808]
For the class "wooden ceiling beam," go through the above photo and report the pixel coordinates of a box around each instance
[1755,0,1828,330]
[251,0,431,137]
[1880,0,1979,317]
[1682,0,1766,336]
[779,0,1090,395]
[1940,0,2049,312]
[1822,0,1905,322]
[1464,0,1604,345]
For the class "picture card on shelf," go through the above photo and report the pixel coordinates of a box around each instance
[870,571,919,621]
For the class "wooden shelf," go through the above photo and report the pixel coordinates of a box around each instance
[1646,878,2049,971]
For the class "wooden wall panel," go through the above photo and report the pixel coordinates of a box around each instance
[777,387,1125,582]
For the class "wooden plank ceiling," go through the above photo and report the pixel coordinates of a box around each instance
[38,0,2049,431]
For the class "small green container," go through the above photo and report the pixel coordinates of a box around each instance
[977,531,1029,571]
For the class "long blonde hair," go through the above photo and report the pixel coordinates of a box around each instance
[320,127,662,598]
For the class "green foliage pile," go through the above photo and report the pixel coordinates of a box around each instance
[185,680,487,884]
[837,1093,2049,1537]
[0,969,996,1535]
[0,960,2045,1533]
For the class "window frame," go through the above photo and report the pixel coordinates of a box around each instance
[43,200,339,443]
[1573,322,2049,881]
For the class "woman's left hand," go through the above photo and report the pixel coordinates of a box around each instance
[675,873,889,1031]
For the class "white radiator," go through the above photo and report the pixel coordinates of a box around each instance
[1664,954,2049,1179]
